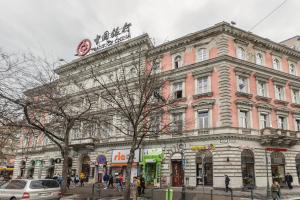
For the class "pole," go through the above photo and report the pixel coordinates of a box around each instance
[181,150,185,200]
[202,154,205,192]
[265,150,270,199]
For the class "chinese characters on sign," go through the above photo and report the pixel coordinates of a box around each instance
[92,22,132,51]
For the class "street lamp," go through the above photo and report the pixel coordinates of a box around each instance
[178,141,185,200]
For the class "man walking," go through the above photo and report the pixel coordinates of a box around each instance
[285,173,293,189]
[103,173,109,189]
[225,175,230,192]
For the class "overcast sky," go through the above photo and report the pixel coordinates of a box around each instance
[0,0,299,63]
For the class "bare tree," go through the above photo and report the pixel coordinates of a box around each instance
[0,51,96,193]
[90,45,175,200]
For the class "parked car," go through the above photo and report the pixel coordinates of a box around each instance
[0,179,61,200]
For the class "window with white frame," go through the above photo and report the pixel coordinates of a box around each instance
[277,116,287,129]
[237,47,246,60]
[295,119,300,131]
[197,48,208,62]
[198,111,209,129]
[275,85,285,100]
[292,89,300,104]
[150,115,161,134]
[239,110,249,128]
[257,80,267,97]
[173,82,183,99]
[174,55,182,69]
[289,63,296,75]
[259,113,269,129]
[197,76,208,94]
[171,112,183,132]
[256,52,264,65]
[273,58,281,70]
[237,76,248,93]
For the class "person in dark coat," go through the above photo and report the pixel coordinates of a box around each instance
[140,176,145,194]
[103,173,109,189]
[107,174,114,189]
[285,173,293,189]
[225,175,230,192]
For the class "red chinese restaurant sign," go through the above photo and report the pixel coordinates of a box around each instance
[265,147,288,152]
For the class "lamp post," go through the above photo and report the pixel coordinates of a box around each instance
[179,142,185,200]
[265,149,270,199]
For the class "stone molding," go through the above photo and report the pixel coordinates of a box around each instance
[235,91,253,99]
[255,95,271,102]
[234,38,249,46]
[168,104,188,113]
[193,92,213,100]
[191,67,214,77]
[192,99,215,110]
[235,99,253,109]
[274,99,289,106]
[254,72,271,81]
[272,77,287,85]
[234,66,252,77]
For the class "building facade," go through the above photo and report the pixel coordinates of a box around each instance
[13,22,300,189]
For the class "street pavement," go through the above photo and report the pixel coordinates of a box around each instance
[61,183,300,200]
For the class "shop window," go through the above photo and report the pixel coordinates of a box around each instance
[256,52,263,65]
[241,149,255,188]
[196,151,213,186]
[174,55,182,69]
[198,111,209,129]
[257,81,267,97]
[271,152,286,185]
[173,82,183,99]
[275,85,285,100]
[197,48,208,62]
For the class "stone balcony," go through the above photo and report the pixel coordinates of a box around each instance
[70,137,95,150]
[259,128,300,146]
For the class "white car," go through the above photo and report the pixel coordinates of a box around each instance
[0,179,61,200]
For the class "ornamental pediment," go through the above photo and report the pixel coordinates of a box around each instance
[192,99,215,110]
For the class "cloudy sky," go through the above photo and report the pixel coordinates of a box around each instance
[0,0,299,62]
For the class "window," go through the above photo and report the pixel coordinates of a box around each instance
[197,77,208,94]
[172,113,183,132]
[128,67,137,78]
[238,76,248,93]
[278,116,287,129]
[275,85,285,100]
[259,113,269,129]
[197,48,207,62]
[174,55,182,69]
[295,119,300,131]
[273,58,281,70]
[292,89,300,104]
[239,110,249,128]
[2,180,27,189]
[150,115,160,134]
[152,61,160,73]
[198,111,209,129]
[257,81,267,97]
[237,47,245,60]
[256,53,263,65]
[173,82,183,99]
[289,63,296,75]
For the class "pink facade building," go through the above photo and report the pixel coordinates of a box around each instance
[14,22,300,189]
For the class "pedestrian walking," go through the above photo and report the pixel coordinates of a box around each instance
[116,174,122,192]
[271,180,281,200]
[137,176,142,196]
[140,175,145,194]
[225,175,230,192]
[74,175,79,186]
[103,173,109,189]
[119,174,124,190]
[107,174,114,189]
[67,175,71,189]
[285,173,293,189]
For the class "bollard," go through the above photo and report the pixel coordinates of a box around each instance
[166,187,173,200]
[210,189,213,200]
[250,189,253,200]
[92,183,95,196]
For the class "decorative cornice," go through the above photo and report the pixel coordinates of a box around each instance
[272,77,287,85]
[234,67,252,76]
[234,38,249,46]
[192,99,215,109]
[254,72,271,81]
[192,67,214,77]
[168,104,188,113]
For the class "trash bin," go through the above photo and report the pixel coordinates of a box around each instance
[166,188,173,200]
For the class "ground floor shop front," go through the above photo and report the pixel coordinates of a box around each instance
[13,136,300,189]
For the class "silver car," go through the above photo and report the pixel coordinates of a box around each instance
[0,179,61,200]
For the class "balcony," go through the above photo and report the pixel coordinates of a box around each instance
[70,137,95,150]
[260,128,300,146]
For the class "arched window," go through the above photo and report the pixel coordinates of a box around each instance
[296,153,300,184]
[256,53,263,65]
[237,47,245,60]
[241,149,255,188]
[273,58,281,70]
[289,63,296,75]
[174,55,182,69]
[270,152,286,184]
[197,48,207,62]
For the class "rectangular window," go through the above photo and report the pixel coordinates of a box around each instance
[278,116,287,129]
[257,81,267,97]
[197,77,208,94]
[238,76,248,93]
[259,113,269,129]
[239,110,249,128]
[173,82,183,99]
[275,85,284,100]
[296,119,300,131]
[198,111,209,129]
[172,113,183,132]
[292,89,300,104]
[150,115,160,134]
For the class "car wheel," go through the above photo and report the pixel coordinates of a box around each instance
[10,197,17,200]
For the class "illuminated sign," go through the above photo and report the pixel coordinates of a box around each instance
[191,144,216,151]
[111,149,140,164]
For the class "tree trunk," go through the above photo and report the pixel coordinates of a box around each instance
[61,131,70,194]
[123,148,135,200]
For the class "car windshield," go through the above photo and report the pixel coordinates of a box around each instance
[29,180,59,189]
[1,180,27,189]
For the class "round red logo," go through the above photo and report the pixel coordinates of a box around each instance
[76,39,91,56]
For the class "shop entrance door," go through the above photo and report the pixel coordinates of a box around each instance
[171,160,184,187]
[204,162,213,186]
[145,163,156,185]
[81,155,90,182]
[271,152,285,185]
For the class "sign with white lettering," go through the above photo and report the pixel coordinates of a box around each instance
[111,149,140,164]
